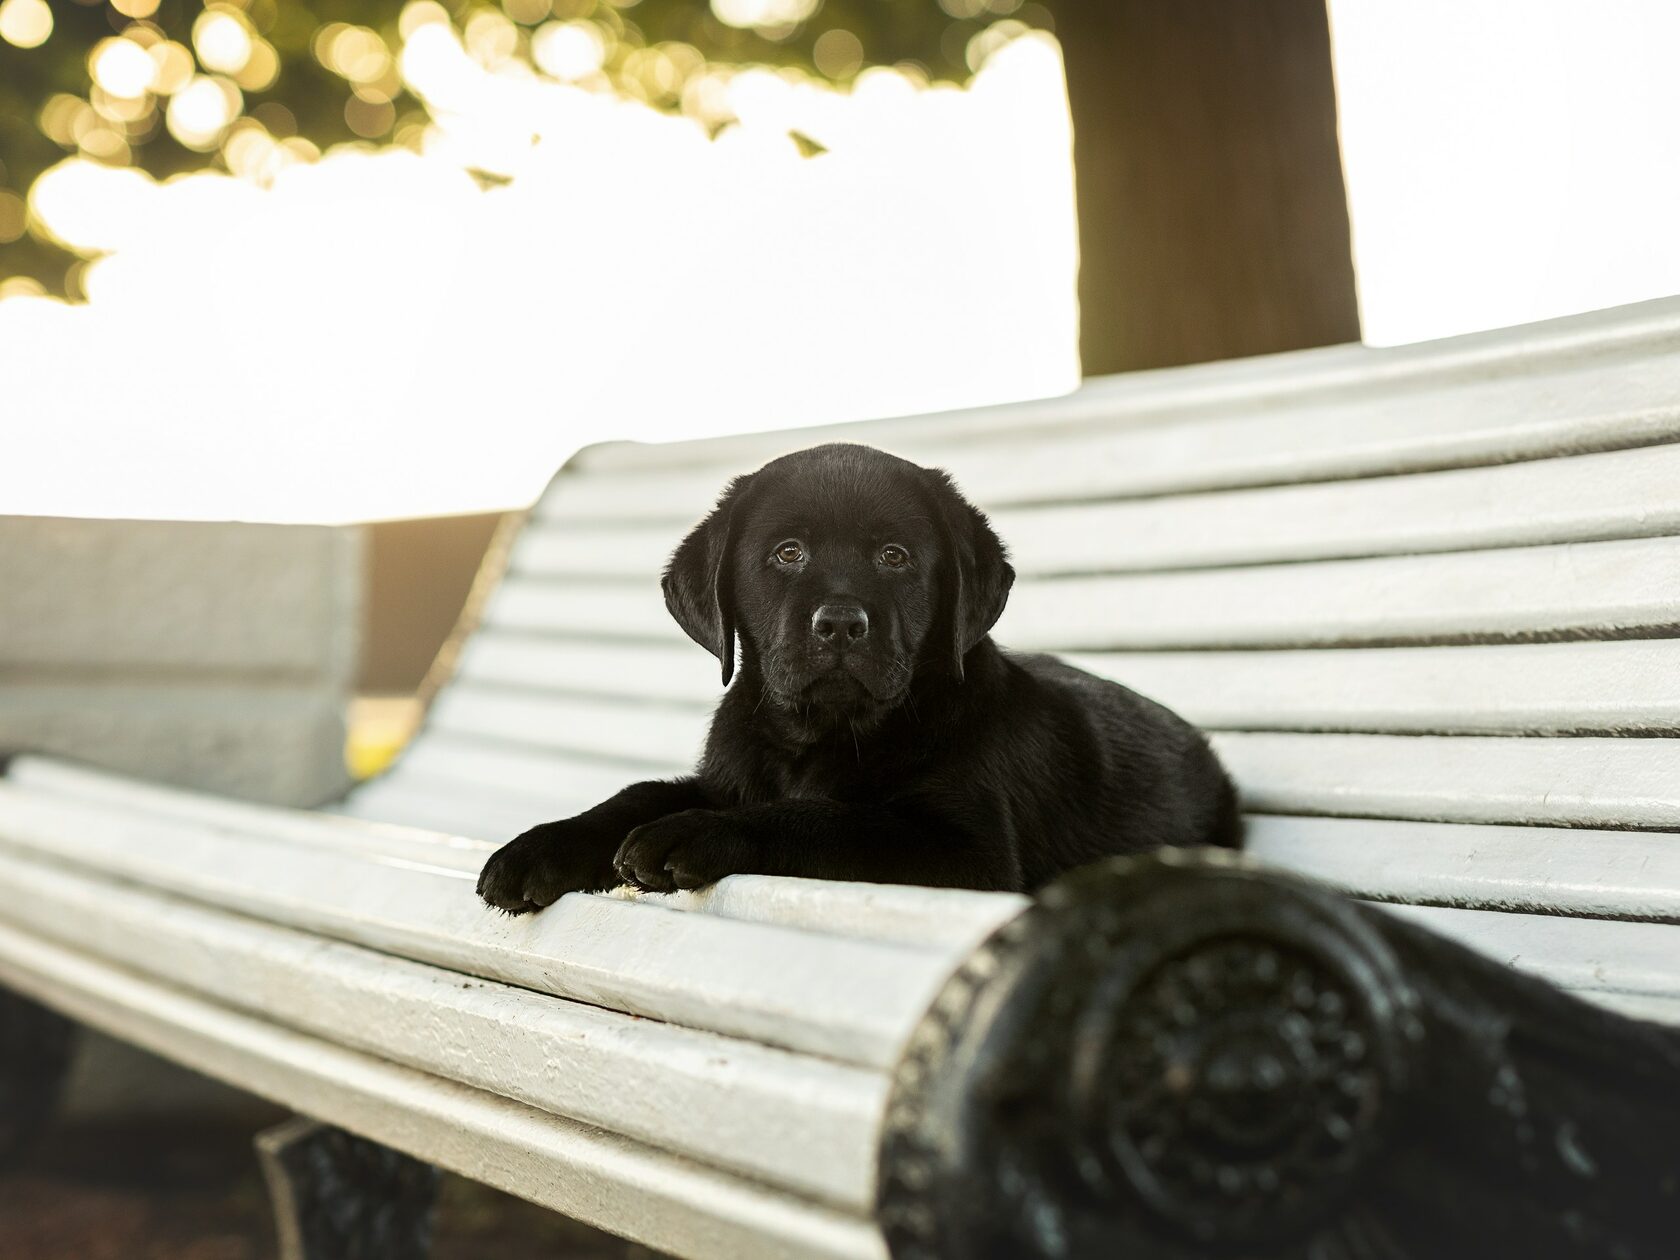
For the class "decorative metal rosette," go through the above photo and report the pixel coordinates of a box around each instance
[877,851,1426,1260]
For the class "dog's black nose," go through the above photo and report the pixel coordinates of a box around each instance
[812,604,869,645]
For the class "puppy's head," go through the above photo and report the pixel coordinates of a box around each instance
[663,444,1013,719]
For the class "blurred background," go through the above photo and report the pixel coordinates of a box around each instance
[5,0,1680,1255]
[6,0,1680,525]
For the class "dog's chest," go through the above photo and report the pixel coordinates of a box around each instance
[770,751,879,803]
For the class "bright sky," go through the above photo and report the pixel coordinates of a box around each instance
[3,4,1680,523]
[1328,0,1680,344]
[0,32,1079,523]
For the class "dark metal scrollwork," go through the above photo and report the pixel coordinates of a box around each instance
[877,850,1680,1259]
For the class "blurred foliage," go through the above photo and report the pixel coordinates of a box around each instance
[0,0,1055,295]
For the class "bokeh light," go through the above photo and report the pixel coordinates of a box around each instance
[193,9,255,76]
[1,32,1080,523]
[812,30,865,80]
[711,0,821,34]
[399,1,452,40]
[90,38,158,100]
[149,41,197,95]
[532,21,607,81]
[0,0,52,49]
[235,39,282,93]
[167,75,243,151]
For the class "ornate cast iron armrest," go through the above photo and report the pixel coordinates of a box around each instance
[878,850,1680,1260]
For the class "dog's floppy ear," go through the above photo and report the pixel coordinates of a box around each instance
[663,474,750,685]
[925,467,1014,682]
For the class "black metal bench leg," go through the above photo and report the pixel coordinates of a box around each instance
[0,987,77,1166]
[877,850,1680,1260]
[256,1117,440,1260]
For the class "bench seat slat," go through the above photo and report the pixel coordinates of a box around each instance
[0,921,885,1260]
[0,845,887,1210]
[603,878,1029,954]
[9,755,492,871]
[0,785,960,1069]
[516,443,1680,579]
[9,759,1027,952]
[1218,732,1680,829]
[16,784,1663,1029]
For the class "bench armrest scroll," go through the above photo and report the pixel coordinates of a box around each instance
[877,851,1680,1259]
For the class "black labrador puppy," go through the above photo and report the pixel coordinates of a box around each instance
[478,443,1238,912]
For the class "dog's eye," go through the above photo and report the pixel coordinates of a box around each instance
[773,542,805,565]
[879,545,910,568]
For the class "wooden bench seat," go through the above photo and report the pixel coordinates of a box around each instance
[4,296,1680,1258]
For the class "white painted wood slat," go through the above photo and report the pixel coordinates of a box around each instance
[0,923,885,1260]
[1379,903,1680,1010]
[428,687,708,770]
[1248,815,1680,922]
[452,634,1680,738]
[485,578,676,642]
[0,845,886,1210]
[514,442,1680,578]
[455,632,719,705]
[566,297,1680,478]
[10,754,494,870]
[443,639,1680,758]
[603,877,1030,955]
[992,441,1680,576]
[1068,640,1680,736]
[1217,733,1680,829]
[339,719,1680,835]
[336,777,575,841]
[484,535,1680,651]
[539,341,1680,522]
[1003,537,1680,651]
[363,734,676,812]
[0,785,962,1068]
[9,759,1027,951]
[11,788,1670,1045]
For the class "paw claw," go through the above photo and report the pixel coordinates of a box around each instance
[477,820,617,913]
[612,809,745,895]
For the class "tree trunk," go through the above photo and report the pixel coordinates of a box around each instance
[1052,0,1362,374]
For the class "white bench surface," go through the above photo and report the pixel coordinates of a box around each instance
[5,296,1680,1259]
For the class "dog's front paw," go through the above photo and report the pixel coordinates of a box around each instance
[615,809,751,893]
[477,821,617,914]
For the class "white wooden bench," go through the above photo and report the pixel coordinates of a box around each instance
[4,297,1680,1258]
